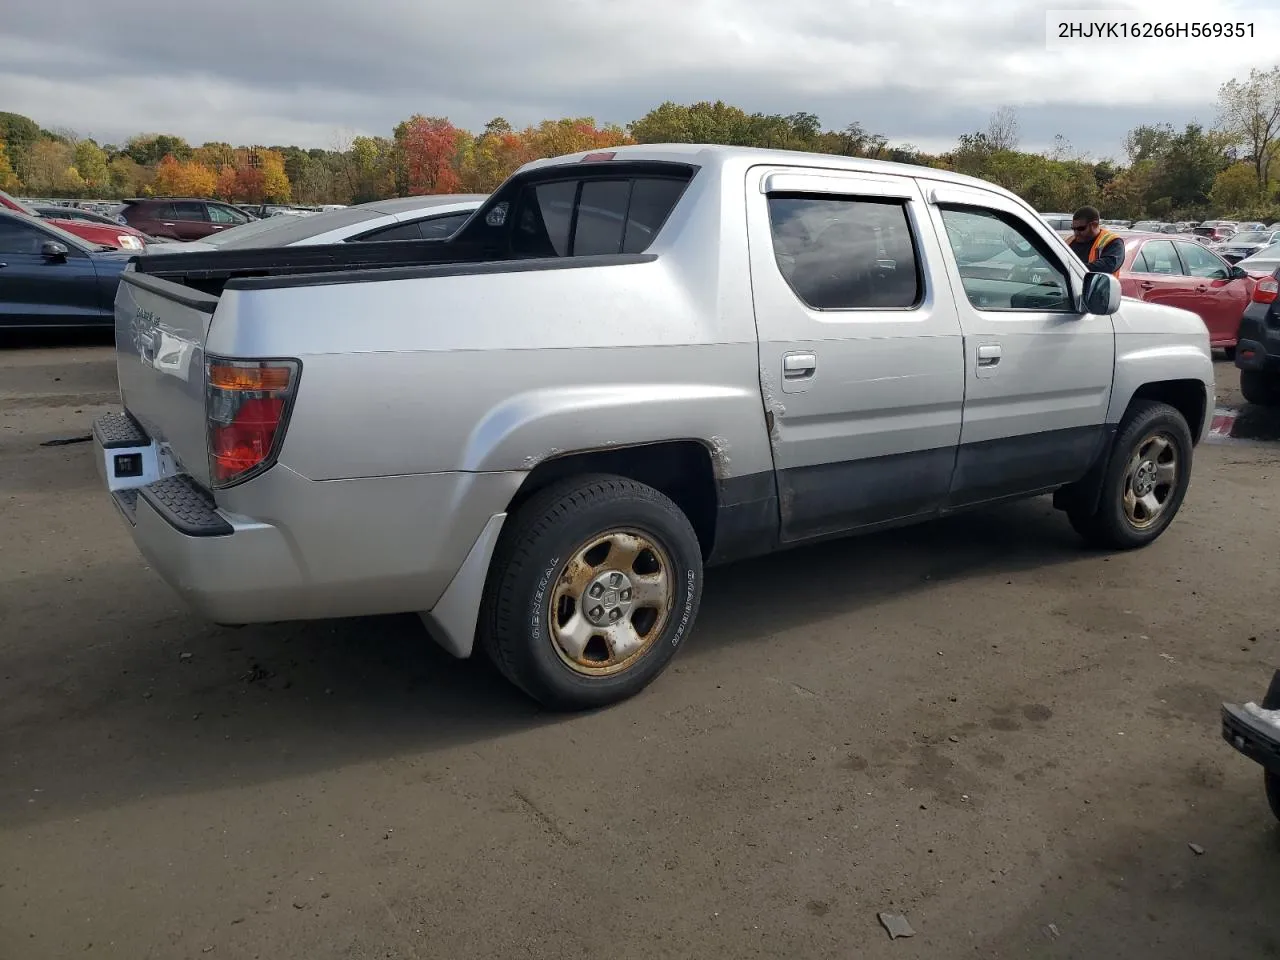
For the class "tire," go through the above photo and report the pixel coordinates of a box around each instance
[1241,369,1280,407]
[1266,772,1280,823]
[1068,400,1194,549]
[478,474,704,711]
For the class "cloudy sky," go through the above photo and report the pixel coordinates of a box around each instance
[2,0,1277,160]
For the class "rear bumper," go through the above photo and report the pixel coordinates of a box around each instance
[95,415,311,622]
[94,411,523,635]
[1235,303,1280,372]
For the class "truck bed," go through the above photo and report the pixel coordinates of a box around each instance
[134,238,488,298]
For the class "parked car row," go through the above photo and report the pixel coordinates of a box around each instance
[1,189,151,250]
[1,194,485,328]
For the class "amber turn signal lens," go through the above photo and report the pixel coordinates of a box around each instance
[207,363,293,391]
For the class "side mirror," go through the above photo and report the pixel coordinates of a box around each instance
[1231,265,1249,280]
[41,241,69,261]
[1081,272,1121,315]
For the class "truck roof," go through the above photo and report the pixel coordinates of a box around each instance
[519,143,1029,206]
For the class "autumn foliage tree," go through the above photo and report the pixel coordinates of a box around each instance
[393,115,464,195]
[0,140,20,192]
[3,68,1278,220]
[151,154,217,197]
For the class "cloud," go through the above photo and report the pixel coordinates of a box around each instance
[1,0,1276,157]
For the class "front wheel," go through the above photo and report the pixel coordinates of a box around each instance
[1068,400,1193,549]
[1241,369,1280,407]
[479,475,704,711]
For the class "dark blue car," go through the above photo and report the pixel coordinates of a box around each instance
[0,209,136,329]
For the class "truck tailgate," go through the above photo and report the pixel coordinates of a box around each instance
[115,267,219,489]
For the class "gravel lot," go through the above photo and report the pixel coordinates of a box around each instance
[2,336,1279,960]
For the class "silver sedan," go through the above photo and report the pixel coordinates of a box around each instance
[144,194,486,254]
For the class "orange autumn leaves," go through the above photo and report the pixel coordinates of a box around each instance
[394,115,633,195]
[152,149,291,203]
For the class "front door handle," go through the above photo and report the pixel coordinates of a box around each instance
[1139,280,1155,289]
[977,344,1002,368]
[783,352,817,379]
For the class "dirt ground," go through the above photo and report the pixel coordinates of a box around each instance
[2,336,1279,960]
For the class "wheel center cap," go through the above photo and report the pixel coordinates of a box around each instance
[1133,460,1157,496]
[585,571,634,626]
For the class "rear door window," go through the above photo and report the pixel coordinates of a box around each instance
[768,195,923,310]
[1136,240,1179,274]
[172,202,207,222]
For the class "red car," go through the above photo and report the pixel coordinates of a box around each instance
[0,189,149,251]
[1114,231,1265,349]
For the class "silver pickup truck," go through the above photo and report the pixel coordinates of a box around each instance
[94,144,1214,710]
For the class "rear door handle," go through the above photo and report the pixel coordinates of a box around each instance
[783,352,817,379]
[1195,285,1208,292]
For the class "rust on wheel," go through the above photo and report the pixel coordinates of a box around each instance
[1122,431,1178,529]
[547,529,674,676]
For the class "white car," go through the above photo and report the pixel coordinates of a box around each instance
[144,194,486,254]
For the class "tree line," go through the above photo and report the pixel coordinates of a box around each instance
[2,66,1278,220]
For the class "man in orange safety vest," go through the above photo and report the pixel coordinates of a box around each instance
[1066,206,1124,275]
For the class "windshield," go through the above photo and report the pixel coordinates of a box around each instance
[1231,232,1272,244]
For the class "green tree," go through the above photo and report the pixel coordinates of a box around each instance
[125,133,192,166]
[1209,162,1262,213]
[73,140,110,192]
[0,111,42,182]
[1123,123,1175,164]
[1151,123,1230,211]
[108,155,150,197]
[1218,66,1280,198]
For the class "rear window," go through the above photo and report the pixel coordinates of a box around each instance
[510,175,688,258]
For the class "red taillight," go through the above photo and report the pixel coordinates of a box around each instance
[206,358,300,487]
[1253,279,1278,304]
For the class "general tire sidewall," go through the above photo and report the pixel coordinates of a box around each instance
[1100,407,1193,545]
[511,496,703,706]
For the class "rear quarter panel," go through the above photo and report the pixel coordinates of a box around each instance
[212,166,773,486]
[214,254,773,483]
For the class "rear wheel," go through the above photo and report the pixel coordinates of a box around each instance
[1241,369,1280,407]
[479,474,704,710]
[1068,400,1193,549]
